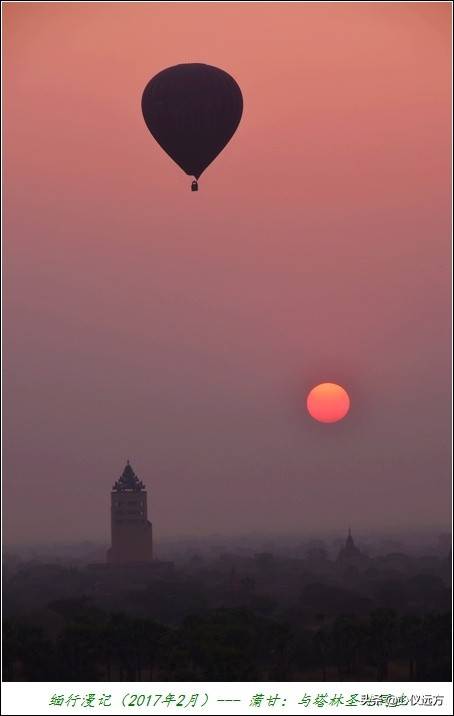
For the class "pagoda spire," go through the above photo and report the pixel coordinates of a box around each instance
[112,461,145,492]
[346,527,354,549]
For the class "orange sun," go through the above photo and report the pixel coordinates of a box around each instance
[307,383,351,423]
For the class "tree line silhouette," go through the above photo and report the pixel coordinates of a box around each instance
[3,601,451,681]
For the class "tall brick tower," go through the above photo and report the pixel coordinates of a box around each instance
[107,461,153,564]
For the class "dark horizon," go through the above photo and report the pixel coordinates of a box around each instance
[4,521,451,683]
[4,525,451,554]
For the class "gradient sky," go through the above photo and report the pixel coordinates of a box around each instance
[3,2,451,546]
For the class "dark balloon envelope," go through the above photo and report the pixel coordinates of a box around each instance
[141,63,243,185]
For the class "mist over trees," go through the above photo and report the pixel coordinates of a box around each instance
[3,531,451,681]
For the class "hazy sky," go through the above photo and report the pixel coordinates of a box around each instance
[3,2,451,546]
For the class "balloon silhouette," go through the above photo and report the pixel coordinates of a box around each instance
[142,63,243,190]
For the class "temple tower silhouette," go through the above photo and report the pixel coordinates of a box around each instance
[107,461,153,564]
[337,528,363,563]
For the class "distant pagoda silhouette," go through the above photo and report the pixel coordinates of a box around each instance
[337,528,364,563]
[107,461,153,564]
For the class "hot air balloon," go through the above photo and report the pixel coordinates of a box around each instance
[141,63,243,190]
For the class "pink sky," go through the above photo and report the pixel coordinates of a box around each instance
[3,3,451,546]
